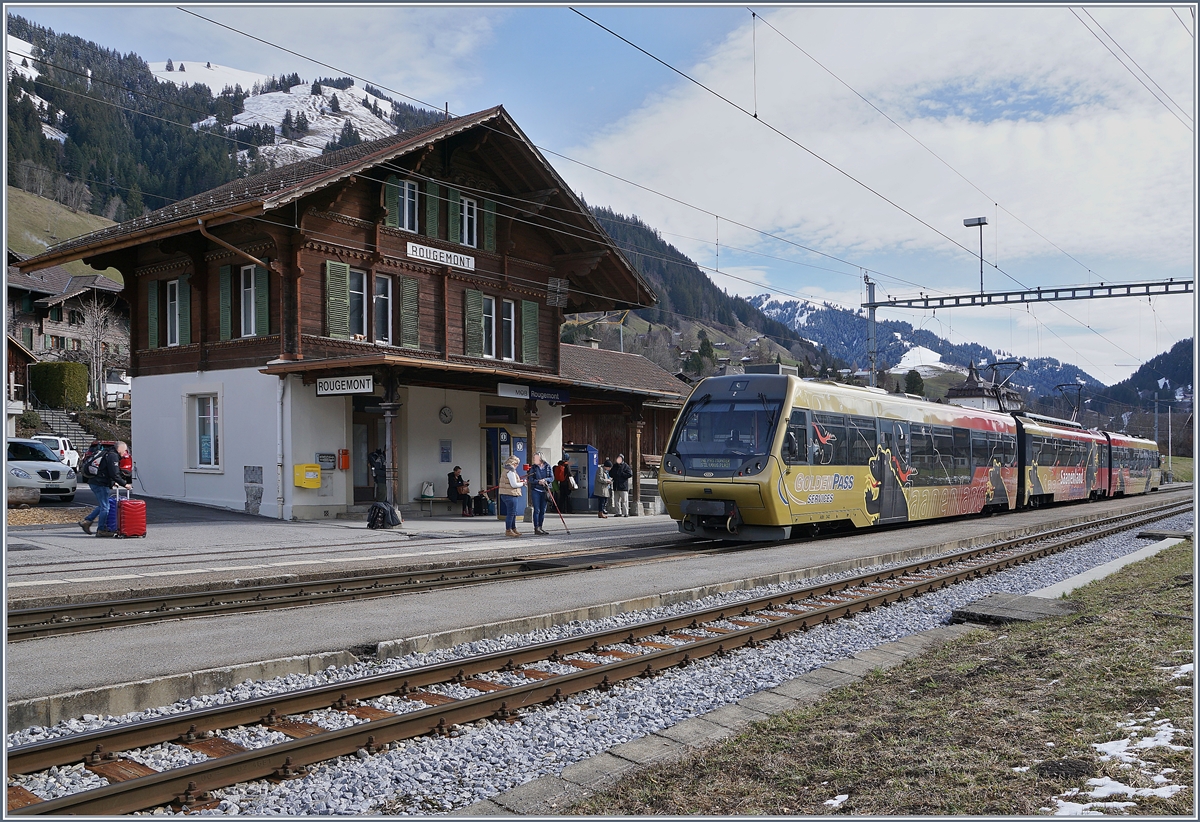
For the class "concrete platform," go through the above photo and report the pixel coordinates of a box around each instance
[5,488,1192,728]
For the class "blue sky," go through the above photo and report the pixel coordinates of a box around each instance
[7,3,1196,384]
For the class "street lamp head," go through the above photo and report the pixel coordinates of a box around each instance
[963,217,988,227]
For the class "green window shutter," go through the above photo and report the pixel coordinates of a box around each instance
[384,175,399,228]
[147,280,159,349]
[399,276,420,349]
[447,188,461,244]
[254,265,270,336]
[424,181,440,238]
[49,305,62,322]
[483,199,496,252]
[218,265,232,341]
[521,300,539,365]
[178,275,191,346]
[21,294,32,312]
[22,327,33,350]
[326,260,350,339]
[464,289,483,358]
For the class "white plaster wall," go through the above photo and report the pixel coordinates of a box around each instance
[285,375,354,519]
[534,402,563,464]
[403,386,484,502]
[130,367,280,513]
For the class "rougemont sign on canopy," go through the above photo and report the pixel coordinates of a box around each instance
[316,375,374,396]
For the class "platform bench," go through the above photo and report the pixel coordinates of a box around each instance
[413,496,452,517]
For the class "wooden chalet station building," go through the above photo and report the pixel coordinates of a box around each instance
[16,106,685,519]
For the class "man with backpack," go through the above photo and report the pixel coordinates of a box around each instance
[78,442,131,537]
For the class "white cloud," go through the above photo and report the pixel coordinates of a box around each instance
[568,6,1193,273]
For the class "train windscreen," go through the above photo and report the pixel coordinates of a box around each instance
[667,395,783,471]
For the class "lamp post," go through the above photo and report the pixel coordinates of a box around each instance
[964,216,988,293]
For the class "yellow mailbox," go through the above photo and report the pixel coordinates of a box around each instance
[293,463,321,488]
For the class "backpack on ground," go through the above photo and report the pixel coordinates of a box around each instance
[367,501,402,530]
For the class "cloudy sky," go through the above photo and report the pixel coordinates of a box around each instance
[9,3,1196,384]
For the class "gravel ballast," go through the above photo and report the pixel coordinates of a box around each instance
[6,513,1191,815]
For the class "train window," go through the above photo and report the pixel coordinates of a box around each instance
[932,428,954,475]
[811,415,847,465]
[848,419,877,466]
[1004,435,1017,466]
[953,429,970,469]
[813,413,845,426]
[973,432,990,466]
[784,409,809,466]
[910,427,935,475]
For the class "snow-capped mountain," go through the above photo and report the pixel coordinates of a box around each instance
[747,293,1104,398]
[150,58,425,166]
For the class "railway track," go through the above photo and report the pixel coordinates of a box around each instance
[6,497,1190,815]
[6,538,732,641]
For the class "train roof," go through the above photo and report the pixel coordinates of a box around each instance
[1105,432,1159,448]
[1016,416,1107,442]
[687,373,1017,431]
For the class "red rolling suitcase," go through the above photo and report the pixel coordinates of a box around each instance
[114,488,147,538]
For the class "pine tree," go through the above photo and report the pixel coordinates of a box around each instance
[295,111,309,133]
[206,61,211,68]
[165,58,173,71]
[178,63,185,72]
[329,94,340,113]
[904,370,925,396]
[311,81,322,96]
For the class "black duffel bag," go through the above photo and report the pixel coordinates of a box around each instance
[367,501,403,529]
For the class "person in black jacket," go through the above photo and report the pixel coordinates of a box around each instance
[447,466,472,516]
[79,441,131,537]
[610,453,634,517]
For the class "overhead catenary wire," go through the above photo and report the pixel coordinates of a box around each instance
[1080,7,1193,123]
[1068,7,1194,131]
[16,15,1183,375]
[1171,7,1193,37]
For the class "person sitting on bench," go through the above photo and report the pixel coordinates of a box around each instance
[447,466,472,516]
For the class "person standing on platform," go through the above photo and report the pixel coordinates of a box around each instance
[594,459,612,517]
[554,454,574,514]
[499,455,526,537]
[526,452,553,535]
[610,453,634,517]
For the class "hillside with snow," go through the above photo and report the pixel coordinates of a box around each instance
[6,34,67,143]
[747,293,1103,398]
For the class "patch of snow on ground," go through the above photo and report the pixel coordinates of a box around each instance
[823,794,849,807]
[6,34,39,80]
[149,60,267,93]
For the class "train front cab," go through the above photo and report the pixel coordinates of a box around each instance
[1013,415,1107,508]
[661,375,1019,541]
[659,374,793,541]
[1104,432,1161,496]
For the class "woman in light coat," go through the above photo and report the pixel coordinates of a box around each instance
[593,459,612,518]
[499,455,527,537]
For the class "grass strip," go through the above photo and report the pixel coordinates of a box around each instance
[570,540,1194,815]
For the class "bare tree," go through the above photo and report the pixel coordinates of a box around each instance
[65,292,124,410]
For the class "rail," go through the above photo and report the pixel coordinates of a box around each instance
[6,497,1190,815]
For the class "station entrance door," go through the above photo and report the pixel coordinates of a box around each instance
[482,425,526,509]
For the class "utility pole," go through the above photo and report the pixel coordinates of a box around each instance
[1167,404,1172,478]
[1154,390,1159,447]
[865,274,876,387]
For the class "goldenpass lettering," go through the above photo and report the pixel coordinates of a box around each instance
[407,242,475,271]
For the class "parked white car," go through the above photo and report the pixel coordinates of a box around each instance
[7,438,78,503]
[31,434,79,469]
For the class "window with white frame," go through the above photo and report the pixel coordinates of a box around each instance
[400,180,419,232]
[374,274,392,344]
[195,394,220,468]
[500,299,515,361]
[460,196,478,248]
[481,295,495,358]
[240,265,256,336]
[166,279,179,347]
[349,269,367,338]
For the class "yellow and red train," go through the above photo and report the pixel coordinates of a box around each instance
[660,374,1161,541]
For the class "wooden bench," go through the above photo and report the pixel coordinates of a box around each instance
[642,454,662,471]
[413,496,452,517]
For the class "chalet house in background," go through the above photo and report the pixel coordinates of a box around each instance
[17,106,685,519]
[6,249,131,408]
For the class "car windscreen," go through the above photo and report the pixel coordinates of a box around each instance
[8,441,61,462]
[667,397,782,470]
